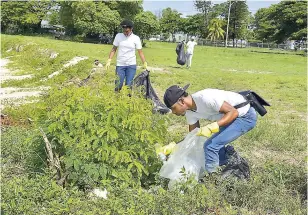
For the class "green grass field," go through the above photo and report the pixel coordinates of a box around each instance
[1,34,307,214]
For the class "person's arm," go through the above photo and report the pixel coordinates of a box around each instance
[137,49,146,64]
[197,101,238,137]
[217,101,239,127]
[189,120,200,132]
[108,46,117,59]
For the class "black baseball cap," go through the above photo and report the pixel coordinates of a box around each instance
[163,84,190,108]
[120,20,134,28]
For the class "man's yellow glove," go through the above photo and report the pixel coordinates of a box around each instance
[197,122,220,138]
[105,59,111,70]
[143,61,148,71]
[155,142,177,156]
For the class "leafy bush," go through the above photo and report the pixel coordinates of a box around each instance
[38,83,168,188]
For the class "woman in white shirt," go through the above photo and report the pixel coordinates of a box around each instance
[105,20,148,91]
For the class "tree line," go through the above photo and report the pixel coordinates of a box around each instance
[1,1,306,45]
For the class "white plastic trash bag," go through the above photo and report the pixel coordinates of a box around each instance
[159,128,207,186]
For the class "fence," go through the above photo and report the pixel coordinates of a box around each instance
[195,39,307,51]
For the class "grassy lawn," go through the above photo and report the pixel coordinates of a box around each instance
[1,34,307,214]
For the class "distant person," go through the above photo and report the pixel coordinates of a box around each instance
[186,37,197,68]
[94,59,103,68]
[105,20,148,91]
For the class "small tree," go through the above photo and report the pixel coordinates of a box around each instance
[207,18,225,45]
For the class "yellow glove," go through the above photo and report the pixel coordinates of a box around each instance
[197,122,220,138]
[143,61,148,70]
[155,142,176,156]
[105,59,111,70]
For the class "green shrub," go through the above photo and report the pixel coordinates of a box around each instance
[38,84,168,188]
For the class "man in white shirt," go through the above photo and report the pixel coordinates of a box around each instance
[163,84,257,173]
[186,37,197,68]
[105,20,148,91]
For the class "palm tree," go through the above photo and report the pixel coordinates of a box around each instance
[207,18,225,45]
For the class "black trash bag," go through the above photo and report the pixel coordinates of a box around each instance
[176,42,186,65]
[221,145,250,180]
[133,70,170,114]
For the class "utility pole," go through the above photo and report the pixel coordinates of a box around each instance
[225,0,233,48]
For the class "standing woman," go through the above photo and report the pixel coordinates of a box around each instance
[105,20,148,91]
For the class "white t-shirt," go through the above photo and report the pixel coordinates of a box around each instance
[113,33,142,66]
[185,89,250,125]
[186,41,197,55]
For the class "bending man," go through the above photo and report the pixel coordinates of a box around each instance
[163,84,257,173]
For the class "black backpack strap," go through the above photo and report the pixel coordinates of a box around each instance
[234,101,250,109]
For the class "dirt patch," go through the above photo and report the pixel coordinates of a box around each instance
[0,58,33,80]
[282,110,307,121]
[137,66,172,74]
[224,69,272,74]
[45,56,89,79]
[243,146,304,166]
[0,58,50,110]
[0,114,32,127]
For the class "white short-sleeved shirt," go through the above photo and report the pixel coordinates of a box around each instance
[186,41,197,55]
[113,33,142,66]
[185,89,250,125]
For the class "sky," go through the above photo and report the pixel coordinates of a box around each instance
[143,0,281,17]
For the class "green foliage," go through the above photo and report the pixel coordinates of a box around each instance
[71,2,121,37]
[209,2,228,20]
[105,1,143,20]
[1,35,306,214]
[0,1,53,33]
[228,1,250,45]
[59,2,75,35]
[1,172,237,215]
[181,14,204,36]
[194,0,213,31]
[217,164,307,214]
[160,8,183,35]
[134,11,160,41]
[58,1,142,37]
[255,1,307,42]
[207,18,225,41]
[38,85,168,188]
[1,127,47,178]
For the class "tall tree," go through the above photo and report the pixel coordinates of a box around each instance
[228,0,249,47]
[209,2,228,21]
[207,18,225,43]
[133,11,160,44]
[59,2,75,35]
[180,14,204,36]
[71,2,120,37]
[1,1,54,33]
[105,1,143,20]
[255,1,307,43]
[160,8,182,37]
[194,0,212,31]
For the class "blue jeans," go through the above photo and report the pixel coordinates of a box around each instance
[203,107,257,173]
[115,65,137,91]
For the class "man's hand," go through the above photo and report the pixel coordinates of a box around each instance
[155,142,176,156]
[143,61,148,71]
[197,122,219,138]
[105,59,111,70]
